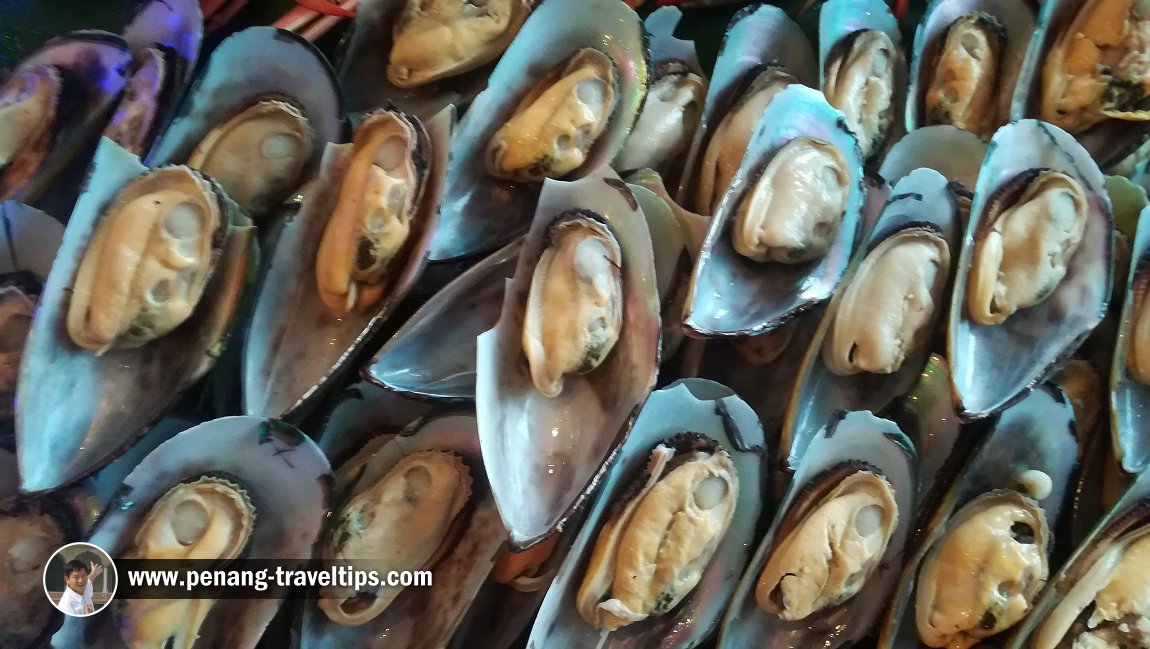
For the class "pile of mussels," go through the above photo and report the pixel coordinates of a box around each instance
[4,0,1150,647]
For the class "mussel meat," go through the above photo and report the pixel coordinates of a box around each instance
[522,210,624,397]
[319,450,472,626]
[0,285,35,417]
[0,66,60,198]
[388,0,531,88]
[486,48,617,183]
[66,166,225,355]
[924,13,1005,139]
[915,489,1050,649]
[105,48,171,157]
[824,29,898,158]
[823,227,950,375]
[575,434,738,631]
[613,61,706,174]
[1128,275,1150,383]
[186,99,313,215]
[1041,0,1150,134]
[117,476,256,648]
[732,136,851,264]
[755,468,899,620]
[315,109,430,314]
[967,169,1088,325]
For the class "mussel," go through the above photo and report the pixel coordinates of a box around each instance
[576,434,738,631]
[612,61,706,177]
[923,13,1006,138]
[388,0,532,88]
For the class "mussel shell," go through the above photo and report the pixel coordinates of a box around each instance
[627,182,694,362]
[241,107,451,420]
[674,4,817,206]
[529,379,767,648]
[908,0,1035,134]
[337,0,531,120]
[0,200,64,283]
[427,0,647,262]
[302,414,504,648]
[1109,204,1150,473]
[1011,0,1150,168]
[366,237,522,404]
[147,27,342,200]
[721,410,918,648]
[0,498,75,649]
[683,84,866,337]
[879,125,988,190]
[947,119,1113,419]
[50,417,330,649]
[3,31,132,208]
[879,382,1081,648]
[16,139,254,493]
[780,169,960,470]
[1006,467,1150,649]
[475,167,660,548]
[315,379,437,468]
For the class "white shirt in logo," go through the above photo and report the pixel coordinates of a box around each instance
[58,579,95,616]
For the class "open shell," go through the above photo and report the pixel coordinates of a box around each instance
[879,125,988,190]
[337,0,532,119]
[779,169,960,470]
[427,0,647,262]
[819,0,907,161]
[1110,204,1150,473]
[16,139,254,493]
[908,0,1036,137]
[1011,469,1150,649]
[366,237,523,404]
[0,31,132,209]
[674,4,817,212]
[1011,0,1150,168]
[947,119,1113,419]
[878,382,1081,648]
[242,107,450,420]
[683,84,866,337]
[302,414,506,648]
[612,8,708,185]
[721,410,917,648]
[49,417,330,649]
[475,166,659,548]
[147,26,342,221]
[529,379,767,648]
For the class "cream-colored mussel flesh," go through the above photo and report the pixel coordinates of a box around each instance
[315,110,429,314]
[967,169,1088,325]
[117,476,256,649]
[0,65,60,198]
[924,12,1005,139]
[576,435,738,631]
[732,136,850,264]
[823,228,950,376]
[0,286,35,416]
[187,99,313,216]
[755,469,898,620]
[1032,524,1150,649]
[319,450,471,626]
[522,211,624,398]
[693,66,797,214]
[613,61,706,174]
[1127,275,1150,384]
[388,0,531,88]
[66,167,224,355]
[1042,0,1150,134]
[486,48,617,183]
[915,489,1050,649]
[105,48,169,156]
[824,29,898,158]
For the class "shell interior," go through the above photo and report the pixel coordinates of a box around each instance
[879,124,988,190]
[1110,203,1150,473]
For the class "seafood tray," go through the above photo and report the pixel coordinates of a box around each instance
[2,0,1150,647]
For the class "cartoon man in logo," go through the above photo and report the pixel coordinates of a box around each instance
[58,559,103,616]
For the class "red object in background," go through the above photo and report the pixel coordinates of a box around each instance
[293,0,357,17]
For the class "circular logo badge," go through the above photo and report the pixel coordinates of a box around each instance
[44,542,117,617]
